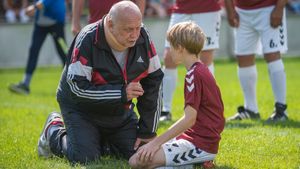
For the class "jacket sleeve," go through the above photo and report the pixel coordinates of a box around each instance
[136,29,164,138]
[66,29,127,106]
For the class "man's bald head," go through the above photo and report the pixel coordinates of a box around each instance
[108,1,142,24]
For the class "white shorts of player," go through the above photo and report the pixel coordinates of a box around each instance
[234,6,288,55]
[160,138,216,168]
[165,11,221,50]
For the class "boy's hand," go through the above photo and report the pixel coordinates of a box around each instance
[137,141,160,162]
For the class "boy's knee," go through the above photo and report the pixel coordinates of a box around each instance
[129,156,138,168]
[129,155,145,169]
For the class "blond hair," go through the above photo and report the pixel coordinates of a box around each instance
[167,21,206,56]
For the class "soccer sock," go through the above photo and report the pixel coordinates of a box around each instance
[162,68,177,113]
[22,73,32,87]
[238,65,259,113]
[208,63,215,76]
[268,59,286,104]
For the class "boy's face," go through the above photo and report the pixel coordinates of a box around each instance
[170,45,183,65]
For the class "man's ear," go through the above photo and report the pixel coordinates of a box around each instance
[107,17,114,31]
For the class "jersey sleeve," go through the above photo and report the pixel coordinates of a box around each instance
[184,69,202,111]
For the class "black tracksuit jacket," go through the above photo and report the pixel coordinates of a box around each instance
[57,18,163,139]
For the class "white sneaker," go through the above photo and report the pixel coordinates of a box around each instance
[37,112,64,158]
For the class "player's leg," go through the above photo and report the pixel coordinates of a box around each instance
[129,146,166,168]
[200,50,214,74]
[192,11,221,75]
[8,25,48,95]
[259,6,288,122]
[161,13,189,121]
[130,139,216,168]
[51,23,67,65]
[228,8,261,121]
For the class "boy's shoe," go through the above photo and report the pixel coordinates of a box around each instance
[266,102,288,122]
[38,112,64,158]
[227,106,260,121]
[8,82,30,95]
[160,111,172,121]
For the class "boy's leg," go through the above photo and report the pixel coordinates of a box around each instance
[129,146,166,168]
[129,139,216,168]
[161,13,188,121]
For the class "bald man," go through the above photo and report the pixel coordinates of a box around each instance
[37,1,163,164]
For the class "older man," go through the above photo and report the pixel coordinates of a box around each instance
[37,1,163,164]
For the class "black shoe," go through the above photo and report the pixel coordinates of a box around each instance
[266,102,288,122]
[227,106,260,121]
[8,82,30,95]
[160,111,172,121]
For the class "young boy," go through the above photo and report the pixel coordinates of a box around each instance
[129,21,225,168]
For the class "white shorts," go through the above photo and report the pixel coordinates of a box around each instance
[165,11,221,50]
[235,6,288,55]
[161,139,216,167]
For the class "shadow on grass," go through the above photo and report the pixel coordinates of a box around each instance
[195,165,237,169]
[225,119,300,129]
[262,119,300,128]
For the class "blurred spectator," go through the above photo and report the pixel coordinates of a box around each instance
[145,0,173,18]
[8,0,67,95]
[287,0,300,14]
[3,0,30,23]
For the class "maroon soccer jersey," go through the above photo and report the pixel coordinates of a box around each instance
[235,0,277,10]
[172,0,221,14]
[176,62,225,154]
[88,0,120,23]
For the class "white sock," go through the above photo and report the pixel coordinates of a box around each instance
[162,68,177,112]
[268,59,286,104]
[208,63,214,76]
[238,65,259,113]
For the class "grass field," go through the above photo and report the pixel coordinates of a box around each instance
[0,57,299,169]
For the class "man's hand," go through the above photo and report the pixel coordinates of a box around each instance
[270,7,284,28]
[25,5,35,17]
[126,82,144,101]
[134,137,155,150]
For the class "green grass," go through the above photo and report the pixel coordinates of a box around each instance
[0,58,300,169]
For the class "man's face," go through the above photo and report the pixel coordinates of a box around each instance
[110,16,142,48]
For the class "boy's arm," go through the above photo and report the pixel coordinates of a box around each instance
[136,105,197,162]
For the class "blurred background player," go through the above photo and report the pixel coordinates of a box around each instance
[71,0,145,36]
[225,0,288,122]
[161,0,222,121]
[8,0,66,95]
[3,0,29,23]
